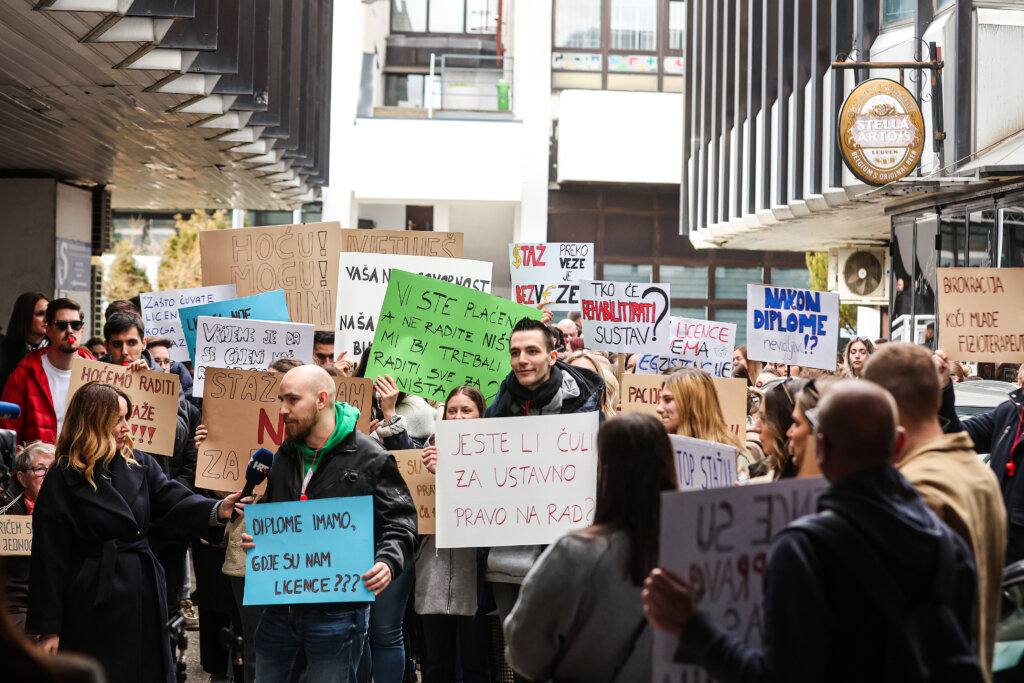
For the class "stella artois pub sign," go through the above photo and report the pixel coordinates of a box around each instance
[838,78,925,186]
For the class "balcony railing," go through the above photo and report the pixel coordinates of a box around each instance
[427,53,514,118]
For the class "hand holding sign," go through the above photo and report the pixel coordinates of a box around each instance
[243,496,376,606]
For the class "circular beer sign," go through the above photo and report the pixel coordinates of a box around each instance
[837,78,925,186]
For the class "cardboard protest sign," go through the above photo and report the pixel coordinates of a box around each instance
[0,515,32,556]
[244,496,375,605]
[937,268,1024,362]
[341,228,464,258]
[509,242,594,311]
[191,317,314,397]
[67,358,180,456]
[434,412,599,548]
[669,434,739,491]
[140,285,238,362]
[336,253,493,363]
[747,285,840,371]
[363,270,543,404]
[637,316,736,377]
[619,373,747,442]
[654,477,829,682]
[179,289,290,365]
[201,222,342,330]
[579,280,670,354]
[394,449,436,534]
[196,369,372,492]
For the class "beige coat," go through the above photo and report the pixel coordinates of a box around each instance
[899,432,1006,682]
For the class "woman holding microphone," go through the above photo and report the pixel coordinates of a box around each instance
[27,381,246,683]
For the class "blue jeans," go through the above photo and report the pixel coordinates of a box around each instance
[254,605,369,683]
[357,558,415,683]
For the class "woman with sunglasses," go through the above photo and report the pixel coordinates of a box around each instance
[0,441,55,629]
[0,298,94,446]
[785,379,834,477]
[750,378,809,481]
[842,337,875,378]
[27,381,246,683]
[0,292,49,393]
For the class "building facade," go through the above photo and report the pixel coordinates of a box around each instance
[321,0,807,341]
[678,0,1024,341]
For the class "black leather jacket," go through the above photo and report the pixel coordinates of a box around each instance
[263,429,417,585]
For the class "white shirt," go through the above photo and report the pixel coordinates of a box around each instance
[41,353,72,436]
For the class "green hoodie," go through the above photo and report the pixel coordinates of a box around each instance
[296,401,361,473]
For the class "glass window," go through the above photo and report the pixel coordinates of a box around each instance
[392,0,427,32]
[714,266,763,299]
[430,0,465,32]
[938,213,959,268]
[1001,207,1024,268]
[714,307,748,346]
[466,0,498,33]
[967,207,996,267]
[668,0,684,51]
[936,0,954,8]
[384,74,425,107]
[660,265,708,298]
[611,0,657,51]
[882,0,914,24]
[671,305,707,319]
[770,268,810,289]
[602,263,652,282]
[555,0,602,48]
[892,219,915,320]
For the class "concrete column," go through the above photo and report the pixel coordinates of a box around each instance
[512,0,553,243]
[0,179,93,329]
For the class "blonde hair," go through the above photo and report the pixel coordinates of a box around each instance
[55,381,136,489]
[663,368,743,449]
[564,350,619,417]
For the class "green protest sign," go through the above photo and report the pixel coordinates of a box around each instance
[363,270,543,403]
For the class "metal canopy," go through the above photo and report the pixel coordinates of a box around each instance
[0,0,330,209]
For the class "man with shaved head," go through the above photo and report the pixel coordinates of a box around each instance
[643,380,983,682]
[242,364,416,682]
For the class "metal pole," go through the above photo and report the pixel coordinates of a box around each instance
[428,54,435,119]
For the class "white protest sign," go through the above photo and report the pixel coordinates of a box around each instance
[140,285,237,362]
[434,412,599,548]
[579,280,670,354]
[637,316,737,376]
[336,252,492,364]
[0,515,32,556]
[669,434,739,491]
[192,317,314,397]
[653,477,829,682]
[509,242,594,311]
[746,285,840,371]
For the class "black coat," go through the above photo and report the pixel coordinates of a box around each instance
[27,450,220,683]
[675,466,978,682]
[264,430,417,591]
[941,382,1024,562]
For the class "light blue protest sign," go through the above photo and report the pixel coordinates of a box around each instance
[746,285,840,371]
[179,289,289,365]
[244,496,375,606]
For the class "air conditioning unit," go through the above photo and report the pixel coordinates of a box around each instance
[837,247,890,304]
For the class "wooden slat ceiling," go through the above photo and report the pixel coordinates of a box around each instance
[0,0,327,210]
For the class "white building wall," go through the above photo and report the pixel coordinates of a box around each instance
[556,90,683,185]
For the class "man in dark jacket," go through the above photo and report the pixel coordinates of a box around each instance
[242,364,416,681]
[936,349,1024,564]
[485,317,604,419]
[643,380,982,682]
[485,317,604,633]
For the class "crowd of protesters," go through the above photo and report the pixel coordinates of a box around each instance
[0,286,1020,683]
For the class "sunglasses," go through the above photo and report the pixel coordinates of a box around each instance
[51,320,84,332]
